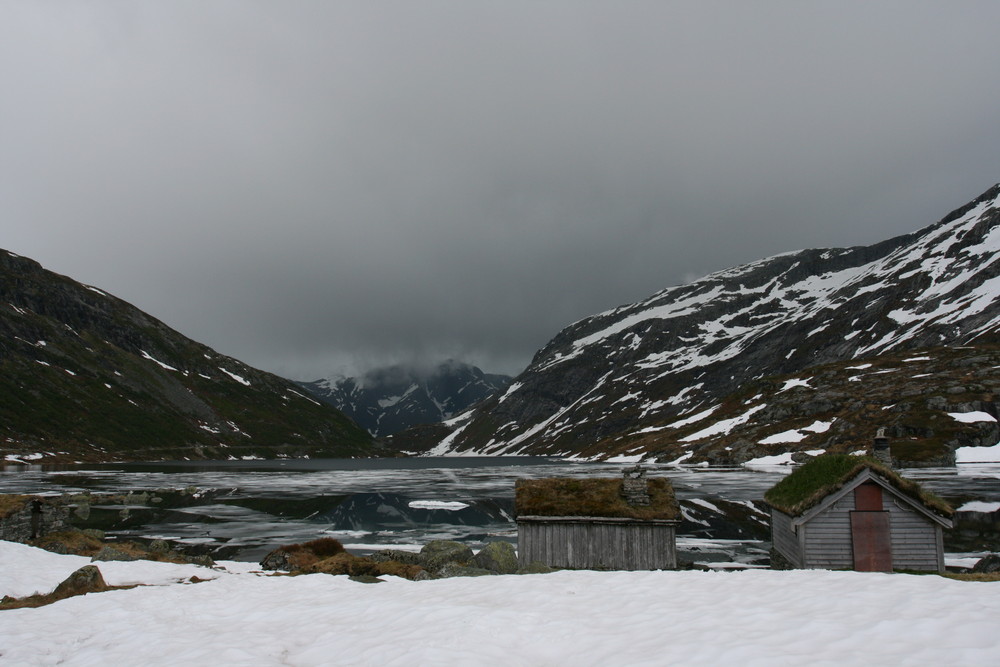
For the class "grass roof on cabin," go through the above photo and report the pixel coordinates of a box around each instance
[514,477,679,520]
[763,454,952,518]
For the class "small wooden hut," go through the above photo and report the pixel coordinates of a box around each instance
[515,466,680,571]
[765,455,953,572]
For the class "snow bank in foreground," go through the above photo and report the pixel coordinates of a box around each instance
[0,541,256,598]
[2,542,998,666]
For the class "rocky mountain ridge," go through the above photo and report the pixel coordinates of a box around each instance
[425,184,1000,464]
[299,361,511,437]
[0,250,373,463]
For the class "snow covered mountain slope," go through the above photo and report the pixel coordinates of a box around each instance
[300,361,511,437]
[430,184,1000,463]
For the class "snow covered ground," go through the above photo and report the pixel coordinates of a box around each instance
[2,541,998,666]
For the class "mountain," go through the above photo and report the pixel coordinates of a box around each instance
[426,184,1000,464]
[299,361,511,437]
[0,250,373,463]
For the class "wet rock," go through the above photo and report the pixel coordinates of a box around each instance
[471,541,518,574]
[349,575,384,584]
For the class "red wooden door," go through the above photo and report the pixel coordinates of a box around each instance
[851,483,892,572]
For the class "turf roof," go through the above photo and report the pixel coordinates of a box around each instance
[515,477,680,521]
[763,454,952,518]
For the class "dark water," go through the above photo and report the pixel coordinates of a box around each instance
[3,458,998,565]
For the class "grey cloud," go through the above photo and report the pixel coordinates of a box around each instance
[3,2,1000,379]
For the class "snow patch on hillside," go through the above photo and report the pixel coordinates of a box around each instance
[949,411,997,423]
[681,404,766,443]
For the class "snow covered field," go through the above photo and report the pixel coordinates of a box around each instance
[2,541,998,666]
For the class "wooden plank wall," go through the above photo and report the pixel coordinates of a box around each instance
[885,498,942,571]
[518,521,677,570]
[770,508,803,567]
[801,492,942,571]
[801,496,855,569]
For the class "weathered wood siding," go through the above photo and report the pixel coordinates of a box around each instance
[770,508,803,568]
[802,496,855,569]
[793,490,944,572]
[518,517,677,570]
[885,497,943,572]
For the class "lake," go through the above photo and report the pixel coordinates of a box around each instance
[2,458,998,566]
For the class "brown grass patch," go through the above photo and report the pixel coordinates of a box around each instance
[271,537,347,569]
[30,530,105,557]
[0,494,31,519]
[303,552,424,580]
[941,572,1000,582]
[515,477,679,520]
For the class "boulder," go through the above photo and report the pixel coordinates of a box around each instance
[260,548,296,571]
[149,539,171,554]
[471,541,518,574]
[93,545,141,562]
[53,565,108,597]
[419,540,473,572]
[436,563,494,578]
[516,560,555,575]
[368,549,422,565]
[972,553,1000,574]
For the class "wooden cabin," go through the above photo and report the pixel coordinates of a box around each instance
[765,455,953,572]
[515,466,680,571]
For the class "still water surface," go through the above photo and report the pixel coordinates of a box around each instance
[2,458,998,564]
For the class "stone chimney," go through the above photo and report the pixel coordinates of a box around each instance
[873,427,892,467]
[621,464,650,506]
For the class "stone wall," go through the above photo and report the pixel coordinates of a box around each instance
[0,496,72,543]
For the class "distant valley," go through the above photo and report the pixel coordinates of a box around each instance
[298,362,511,437]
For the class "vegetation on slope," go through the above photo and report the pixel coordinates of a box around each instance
[0,249,373,462]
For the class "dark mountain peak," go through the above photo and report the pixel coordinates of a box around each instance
[300,360,512,437]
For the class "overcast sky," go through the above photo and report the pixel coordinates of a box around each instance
[3,2,1000,380]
